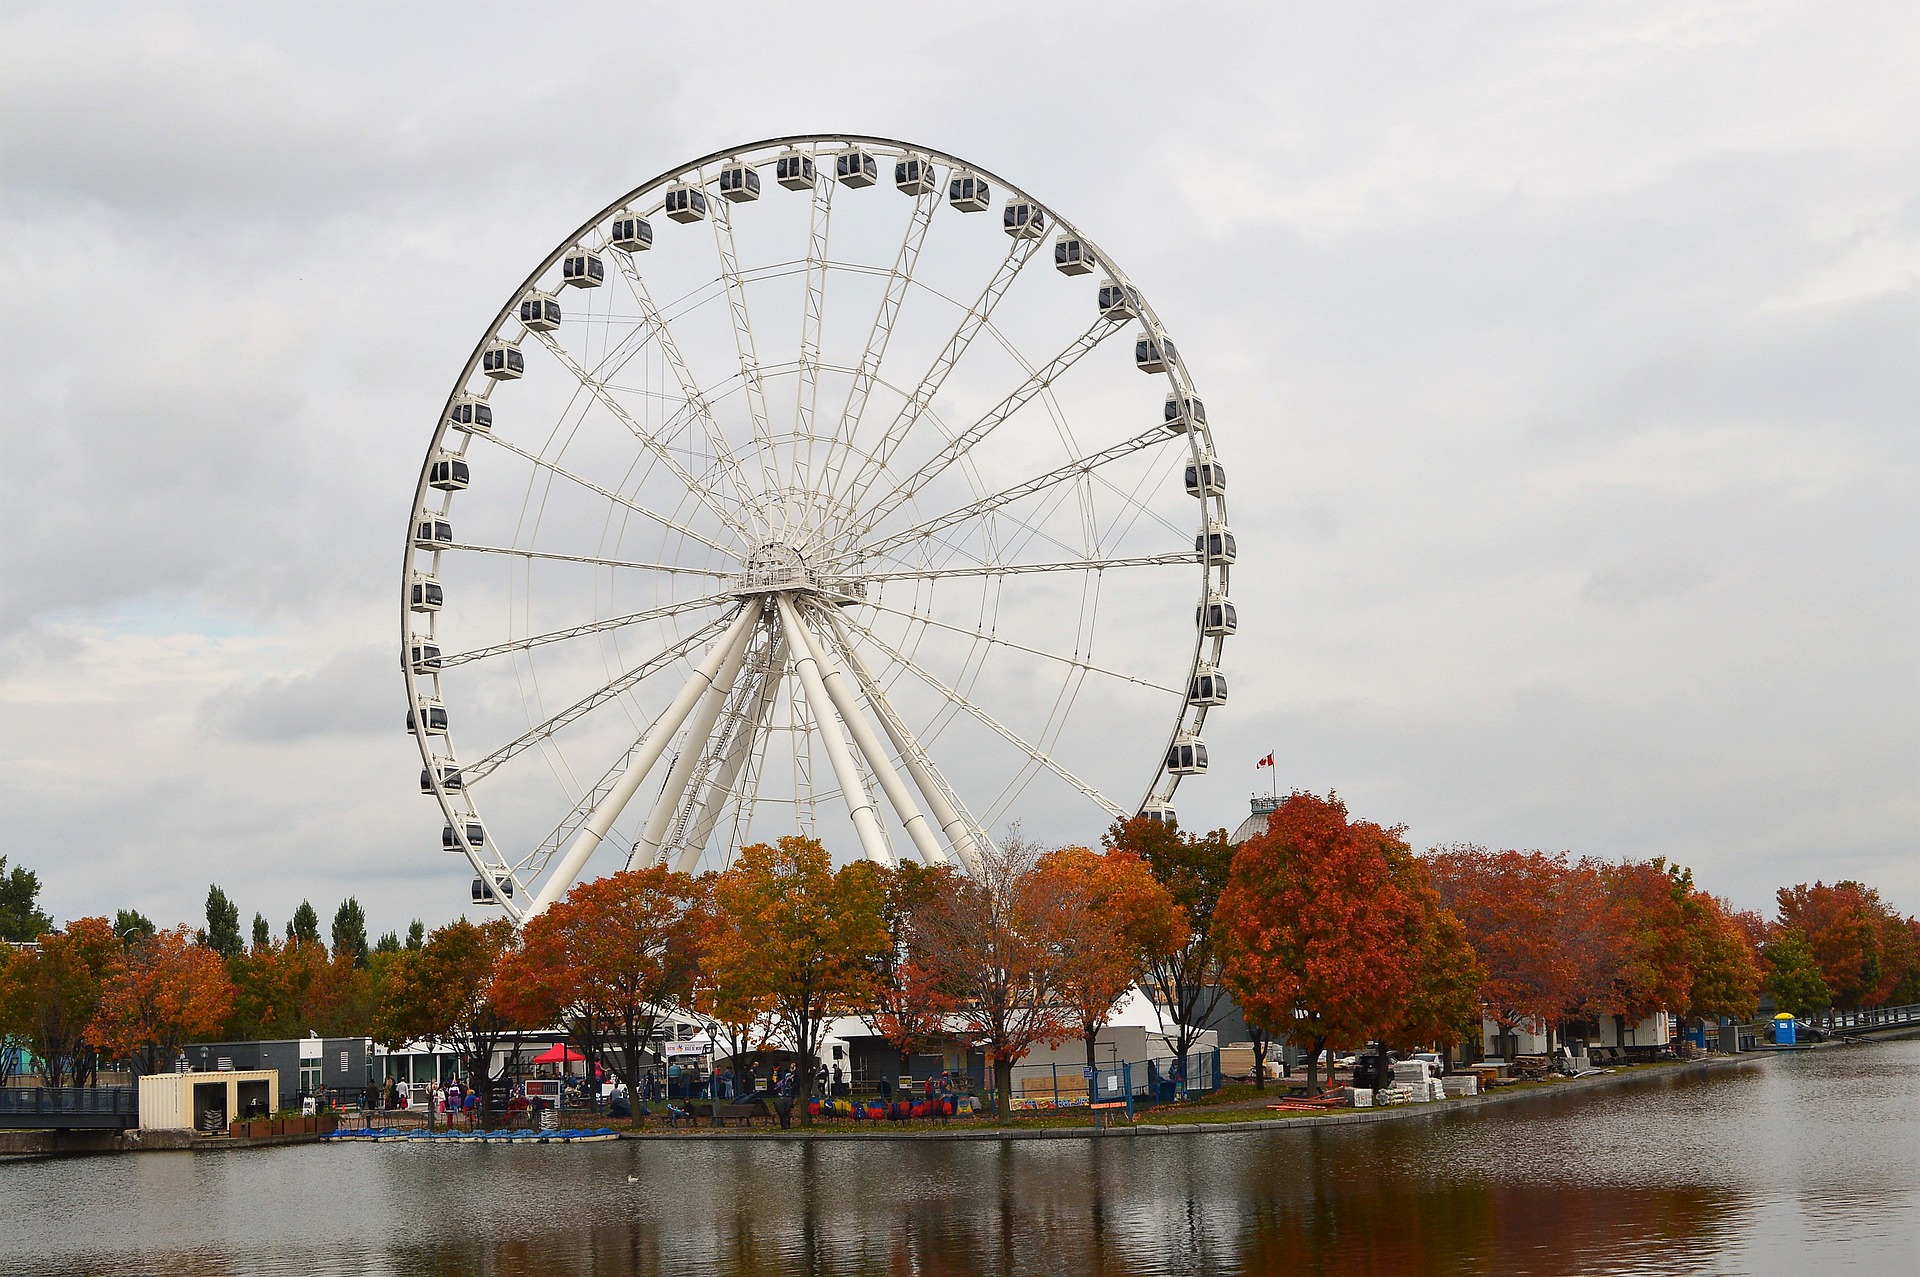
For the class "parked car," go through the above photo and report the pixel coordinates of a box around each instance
[1411,1052,1446,1076]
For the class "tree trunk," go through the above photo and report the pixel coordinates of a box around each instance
[1084,1027,1100,1074]
[1305,1035,1327,1092]
[1250,1028,1269,1090]
[992,1055,1013,1118]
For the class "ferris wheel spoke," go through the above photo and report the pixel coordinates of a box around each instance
[607,255,766,525]
[809,182,942,537]
[476,431,739,558]
[445,543,735,578]
[436,592,733,669]
[462,611,738,785]
[858,596,1179,695]
[834,316,1127,553]
[792,176,835,530]
[829,234,1045,530]
[671,627,786,872]
[859,551,1199,583]
[709,198,786,525]
[837,612,1127,821]
[527,328,760,546]
[840,426,1174,569]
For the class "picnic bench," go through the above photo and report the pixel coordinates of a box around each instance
[715,1101,771,1128]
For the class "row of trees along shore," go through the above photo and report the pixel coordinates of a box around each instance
[2,794,1916,1117]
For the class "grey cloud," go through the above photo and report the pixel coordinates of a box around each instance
[1584,552,1715,609]
[202,645,395,742]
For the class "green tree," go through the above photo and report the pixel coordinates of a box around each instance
[0,856,55,942]
[331,898,369,968]
[202,886,243,959]
[374,931,401,955]
[1107,816,1236,1065]
[250,913,271,951]
[405,920,425,951]
[289,901,320,947]
[1764,928,1832,1017]
[114,909,156,943]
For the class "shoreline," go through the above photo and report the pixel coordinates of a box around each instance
[613,1053,1768,1143]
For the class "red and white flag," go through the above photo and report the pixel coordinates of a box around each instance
[1256,753,1274,769]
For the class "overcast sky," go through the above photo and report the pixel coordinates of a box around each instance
[1,0,1914,939]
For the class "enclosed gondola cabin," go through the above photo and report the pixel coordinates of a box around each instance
[663,184,708,223]
[1098,280,1140,320]
[407,697,449,736]
[836,150,878,187]
[1003,199,1045,239]
[894,155,938,195]
[1139,801,1177,826]
[519,291,561,332]
[1187,664,1228,706]
[1167,733,1209,775]
[481,341,524,380]
[408,642,442,674]
[1197,592,1238,636]
[1135,334,1175,374]
[610,212,653,252]
[1054,236,1095,275]
[471,874,514,904]
[561,251,604,288]
[443,820,486,851]
[429,454,470,492]
[776,152,817,190]
[409,574,444,613]
[447,395,492,434]
[413,515,453,551]
[718,162,761,202]
[949,173,990,212]
[1184,454,1225,498]
[421,761,463,792]
[1164,393,1207,432]
[1195,520,1237,564]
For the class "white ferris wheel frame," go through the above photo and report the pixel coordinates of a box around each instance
[402,134,1233,922]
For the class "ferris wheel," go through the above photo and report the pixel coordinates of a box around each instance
[403,136,1236,921]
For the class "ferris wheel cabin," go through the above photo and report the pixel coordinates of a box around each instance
[1167,733,1210,776]
[408,641,441,674]
[1164,393,1207,432]
[447,395,492,434]
[610,212,653,252]
[1054,235,1095,275]
[1136,334,1175,373]
[664,183,708,223]
[1198,591,1238,636]
[428,454,470,492]
[1139,801,1177,826]
[409,574,444,613]
[561,251,604,288]
[776,151,817,190]
[443,820,486,851]
[718,161,762,202]
[519,291,562,332]
[407,696,449,736]
[1187,664,1228,706]
[1196,520,1238,564]
[836,150,879,188]
[949,173,990,212]
[413,515,453,552]
[895,155,938,195]
[472,874,514,904]
[1098,280,1141,320]
[1184,454,1226,498]
[481,340,524,380]
[1003,199,1045,239]
[420,761,463,792]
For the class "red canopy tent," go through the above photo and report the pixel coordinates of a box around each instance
[530,1044,584,1065]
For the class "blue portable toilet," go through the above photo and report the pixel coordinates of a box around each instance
[1772,1012,1796,1046]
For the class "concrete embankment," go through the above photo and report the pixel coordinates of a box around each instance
[0,1128,326,1158]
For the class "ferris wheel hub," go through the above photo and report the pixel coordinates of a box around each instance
[730,541,866,607]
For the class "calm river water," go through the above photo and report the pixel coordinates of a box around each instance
[6,1039,1917,1275]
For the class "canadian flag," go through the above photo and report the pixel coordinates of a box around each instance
[1256,753,1274,769]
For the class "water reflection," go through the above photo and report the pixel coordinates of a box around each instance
[6,1040,1916,1276]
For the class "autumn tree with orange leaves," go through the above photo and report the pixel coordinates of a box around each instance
[374,918,521,1121]
[1216,793,1450,1092]
[0,915,119,1087]
[706,837,890,1125]
[93,925,235,1075]
[1776,881,1920,1010]
[1106,816,1235,1067]
[1028,845,1186,1073]
[490,867,706,1099]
